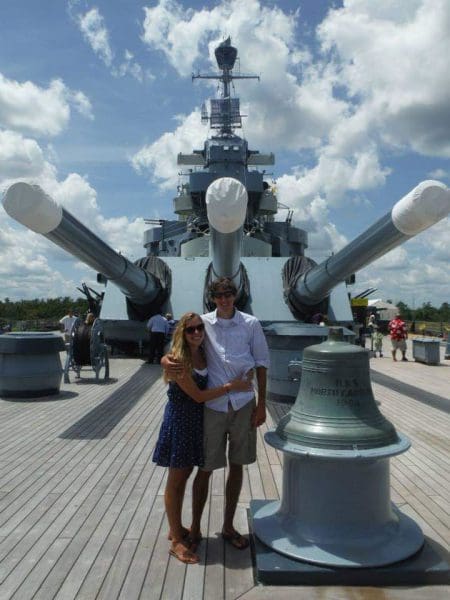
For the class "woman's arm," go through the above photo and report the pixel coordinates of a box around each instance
[175,372,253,403]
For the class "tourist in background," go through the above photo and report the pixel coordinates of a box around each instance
[165,312,177,342]
[146,311,169,364]
[59,308,77,343]
[372,325,384,358]
[388,313,408,362]
[368,312,376,333]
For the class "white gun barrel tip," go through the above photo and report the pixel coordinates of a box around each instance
[3,182,63,235]
[206,177,248,234]
[392,180,450,236]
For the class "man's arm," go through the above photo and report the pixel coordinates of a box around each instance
[252,366,267,427]
[160,353,185,376]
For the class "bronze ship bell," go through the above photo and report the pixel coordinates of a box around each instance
[251,328,424,568]
[277,327,398,450]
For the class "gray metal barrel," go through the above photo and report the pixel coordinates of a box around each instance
[206,177,247,287]
[0,333,65,398]
[295,180,450,306]
[3,183,160,306]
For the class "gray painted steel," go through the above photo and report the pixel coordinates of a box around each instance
[0,333,65,397]
[250,501,449,585]
[412,338,441,365]
[251,453,424,568]
[296,216,405,304]
[46,211,158,305]
[209,227,243,283]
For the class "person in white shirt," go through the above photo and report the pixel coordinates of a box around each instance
[147,312,169,363]
[59,308,77,343]
[163,277,270,551]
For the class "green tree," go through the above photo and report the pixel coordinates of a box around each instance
[396,301,412,320]
[439,302,450,322]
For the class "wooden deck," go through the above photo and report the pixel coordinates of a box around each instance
[0,344,448,599]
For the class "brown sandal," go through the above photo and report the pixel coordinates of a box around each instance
[221,529,249,550]
[169,541,199,564]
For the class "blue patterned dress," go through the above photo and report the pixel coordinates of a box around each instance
[152,369,207,468]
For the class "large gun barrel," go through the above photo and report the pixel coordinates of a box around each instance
[295,180,450,307]
[3,182,160,305]
[206,177,247,286]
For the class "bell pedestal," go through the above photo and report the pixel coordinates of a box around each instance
[252,435,423,567]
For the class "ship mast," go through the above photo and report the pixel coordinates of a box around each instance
[192,37,259,136]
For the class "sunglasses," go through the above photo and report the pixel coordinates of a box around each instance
[185,323,205,335]
[212,291,234,299]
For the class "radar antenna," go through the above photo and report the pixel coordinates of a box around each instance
[192,37,259,135]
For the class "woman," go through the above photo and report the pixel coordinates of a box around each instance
[152,312,252,564]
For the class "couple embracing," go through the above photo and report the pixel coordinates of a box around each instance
[152,277,270,564]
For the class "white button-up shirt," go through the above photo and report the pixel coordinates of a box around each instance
[201,309,270,412]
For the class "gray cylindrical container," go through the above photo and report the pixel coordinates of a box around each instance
[0,333,65,398]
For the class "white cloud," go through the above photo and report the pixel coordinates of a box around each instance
[0,75,92,136]
[276,146,390,208]
[0,130,55,186]
[131,110,205,189]
[73,7,150,82]
[318,0,450,157]
[77,7,114,67]
[428,168,449,180]
[117,50,153,83]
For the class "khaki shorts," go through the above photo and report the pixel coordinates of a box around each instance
[391,339,407,351]
[202,399,257,471]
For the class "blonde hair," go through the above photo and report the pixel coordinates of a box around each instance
[163,312,204,383]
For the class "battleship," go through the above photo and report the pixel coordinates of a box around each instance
[0,39,449,598]
[3,38,450,403]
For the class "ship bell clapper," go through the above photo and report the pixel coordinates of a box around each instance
[251,328,424,568]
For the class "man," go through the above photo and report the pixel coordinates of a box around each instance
[368,312,376,332]
[165,312,177,342]
[388,313,408,362]
[59,308,77,343]
[147,311,169,364]
[162,277,270,550]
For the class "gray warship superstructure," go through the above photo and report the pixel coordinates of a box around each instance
[3,39,450,402]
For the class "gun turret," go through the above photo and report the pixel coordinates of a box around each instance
[288,180,450,318]
[3,183,167,315]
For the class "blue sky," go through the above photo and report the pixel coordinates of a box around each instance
[0,0,449,308]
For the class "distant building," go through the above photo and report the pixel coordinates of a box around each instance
[368,299,398,322]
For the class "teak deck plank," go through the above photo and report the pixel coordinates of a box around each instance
[0,347,449,599]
